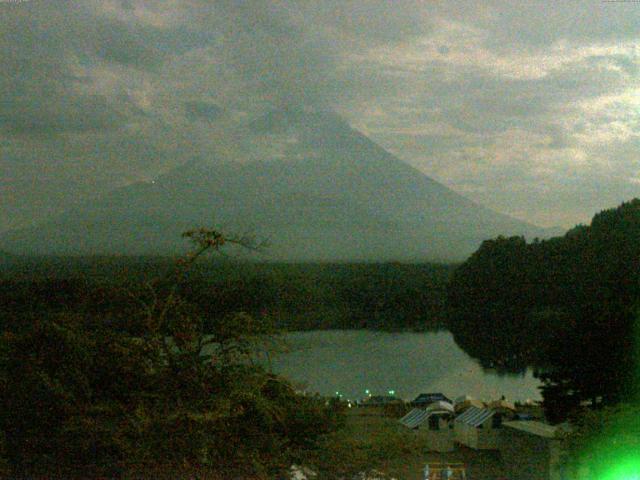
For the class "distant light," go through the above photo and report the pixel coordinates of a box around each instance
[389,390,395,395]
[365,389,370,395]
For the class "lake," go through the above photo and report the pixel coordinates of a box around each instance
[267,330,542,403]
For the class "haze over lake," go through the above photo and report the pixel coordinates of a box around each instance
[269,330,542,402]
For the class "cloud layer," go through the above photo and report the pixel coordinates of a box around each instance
[2,0,639,231]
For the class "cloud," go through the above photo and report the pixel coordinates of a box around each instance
[184,101,223,122]
[1,0,639,232]
[0,94,130,135]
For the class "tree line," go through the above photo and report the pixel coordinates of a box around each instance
[0,230,345,478]
[0,261,453,333]
[447,198,640,422]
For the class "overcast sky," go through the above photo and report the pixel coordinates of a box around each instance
[2,0,640,232]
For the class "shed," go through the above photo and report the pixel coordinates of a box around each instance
[399,408,430,429]
[499,421,565,480]
[454,407,502,450]
[400,402,454,430]
[485,399,516,427]
[399,405,455,452]
[453,395,485,414]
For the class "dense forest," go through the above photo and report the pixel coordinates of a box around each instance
[0,230,354,478]
[447,198,640,421]
[0,259,452,333]
[0,240,452,477]
[0,232,452,477]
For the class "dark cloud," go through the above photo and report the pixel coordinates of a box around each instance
[205,2,339,108]
[0,95,127,135]
[0,2,163,136]
[184,101,223,122]
[304,1,432,44]
[0,0,639,231]
[89,20,164,68]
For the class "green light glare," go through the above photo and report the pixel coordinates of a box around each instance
[581,442,640,480]
[572,400,640,478]
[571,304,640,479]
[635,310,640,400]
[593,311,640,479]
[599,453,640,480]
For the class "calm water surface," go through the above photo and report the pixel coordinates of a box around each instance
[268,330,541,403]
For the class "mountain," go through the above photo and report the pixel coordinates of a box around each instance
[0,109,559,261]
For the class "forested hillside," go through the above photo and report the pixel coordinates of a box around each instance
[0,231,346,478]
[447,199,640,421]
[0,260,453,333]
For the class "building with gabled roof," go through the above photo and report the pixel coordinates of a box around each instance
[499,421,567,480]
[399,402,454,429]
[453,395,485,414]
[454,406,503,450]
[399,408,430,429]
[399,404,455,452]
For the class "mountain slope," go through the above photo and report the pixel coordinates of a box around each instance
[0,110,557,261]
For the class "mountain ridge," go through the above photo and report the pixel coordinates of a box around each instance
[0,110,561,261]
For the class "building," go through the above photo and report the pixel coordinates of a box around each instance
[454,406,503,450]
[399,402,454,430]
[453,395,485,414]
[499,421,566,480]
[399,402,455,452]
[411,392,452,407]
[399,408,430,429]
[487,398,516,414]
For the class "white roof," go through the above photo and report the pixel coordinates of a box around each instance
[454,395,476,404]
[502,421,559,439]
[454,397,485,411]
[426,401,454,413]
[487,399,516,411]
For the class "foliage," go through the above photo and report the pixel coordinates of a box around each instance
[306,413,425,478]
[382,402,409,418]
[0,229,342,478]
[0,261,454,333]
[447,198,640,421]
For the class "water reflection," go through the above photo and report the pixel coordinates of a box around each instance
[268,330,542,402]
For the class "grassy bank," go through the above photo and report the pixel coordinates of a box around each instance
[307,408,506,479]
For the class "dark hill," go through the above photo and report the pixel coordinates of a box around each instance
[447,198,640,418]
